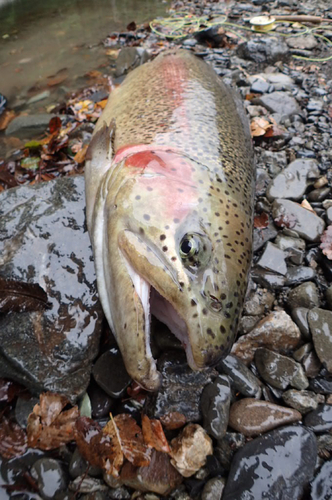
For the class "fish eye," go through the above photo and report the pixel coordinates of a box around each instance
[179,233,211,270]
[180,236,198,258]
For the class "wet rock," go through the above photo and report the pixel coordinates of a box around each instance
[285,266,316,286]
[261,150,288,175]
[308,375,332,395]
[288,282,320,310]
[238,315,260,335]
[272,198,326,242]
[92,347,131,399]
[307,99,324,112]
[108,486,130,499]
[327,208,332,227]
[275,234,306,258]
[308,308,332,373]
[257,242,287,275]
[253,217,278,252]
[121,450,182,495]
[304,405,332,433]
[229,398,301,436]
[250,78,271,94]
[201,477,225,500]
[145,352,215,422]
[255,91,300,120]
[326,285,332,310]
[222,425,317,500]
[15,396,39,429]
[307,187,331,202]
[251,268,286,289]
[242,288,274,317]
[293,342,313,362]
[266,159,319,201]
[88,381,115,419]
[317,434,332,458]
[217,354,261,398]
[311,460,332,500]
[114,48,150,77]
[282,389,324,414]
[0,176,102,401]
[237,37,289,64]
[30,458,69,500]
[232,311,301,364]
[69,476,108,493]
[286,34,318,50]
[170,424,213,478]
[248,73,294,91]
[215,432,246,470]
[200,375,231,440]
[6,113,61,138]
[255,348,309,390]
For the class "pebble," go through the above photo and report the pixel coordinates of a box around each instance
[282,389,324,414]
[88,382,115,419]
[242,288,274,317]
[69,477,108,493]
[304,404,332,433]
[222,425,317,500]
[288,282,320,310]
[249,73,294,91]
[311,460,332,500]
[255,348,309,390]
[257,242,287,275]
[92,347,131,398]
[201,477,225,500]
[285,266,316,286]
[232,311,301,364]
[217,354,261,398]
[251,268,286,289]
[15,396,39,428]
[108,486,131,499]
[308,308,332,373]
[275,234,306,265]
[293,342,313,362]
[307,187,331,202]
[266,159,319,201]
[27,90,51,105]
[215,432,246,470]
[145,352,215,422]
[5,113,64,138]
[229,398,301,436]
[309,376,332,394]
[200,375,231,440]
[327,208,332,226]
[30,458,69,500]
[255,91,301,119]
[237,37,289,63]
[291,307,310,338]
[272,198,326,242]
[286,34,318,50]
[253,217,278,252]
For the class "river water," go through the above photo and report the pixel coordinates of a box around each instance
[0,0,168,108]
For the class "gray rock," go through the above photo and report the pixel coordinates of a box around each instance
[273,199,326,242]
[309,377,332,394]
[249,73,294,91]
[327,207,332,226]
[266,159,320,201]
[242,288,274,317]
[237,37,289,63]
[282,389,324,414]
[286,34,318,50]
[261,150,288,175]
[255,91,301,119]
[291,308,310,338]
[293,343,313,362]
[251,268,286,289]
[222,425,317,500]
[217,354,261,398]
[308,308,332,373]
[311,460,332,500]
[27,91,51,105]
[250,78,272,94]
[145,352,215,422]
[285,266,316,286]
[307,187,331,202]
[5,113,63,138]
[257,242,287,275]
[31,458,69,500]
[229,398,301,436]
[69,476,108,493]
[114,48,150,77]
[307,99,324,112]
[201,375,231,440]
[93,347,131,399]
[304,404,332,433]
[215,432,246,470]
[288,282,320,310]
[253,218,278,252]
[201,477,225,500]
[0,176,103,401]
[255,348,309,390]
[108,486,131,499]
[15,396,39,429]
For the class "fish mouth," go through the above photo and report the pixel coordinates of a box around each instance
[123,255,198,373]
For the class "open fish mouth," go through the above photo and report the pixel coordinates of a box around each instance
[123,255,198,374]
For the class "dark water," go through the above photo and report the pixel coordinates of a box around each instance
[0,0,168,107]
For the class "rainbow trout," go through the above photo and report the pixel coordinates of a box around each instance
[85,49,255,390]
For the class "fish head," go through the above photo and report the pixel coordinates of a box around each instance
[93,148,252,389]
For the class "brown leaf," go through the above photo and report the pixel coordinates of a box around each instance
[49,116,62,134]
[320,225,332,260]
[0,379,25,403]
[0,110,15,131]
[142,415,170,453]
[113,414,151,466]
[254,212,269,229]
[250,117,272,137]
[0,416,27,459]
[73,144,88,164]
[27,392,78,450]
[0,277,49,313]
[127,21,137,31]
[159,412,187,430]
[75,416,123,476]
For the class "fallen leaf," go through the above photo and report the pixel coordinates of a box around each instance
[74,144,88,164]
[127,21,137,31]
[21,157,40,171]
[250,117,272,137]
[0,416,27,459]
[97,99,108,109]
[142,414,170,453]
[254,212,269,229]
[301,199,316,213]
[113,414,151,466]
[0,379,25,403]
[160,412,186,430]
[0,110,15,131]
[27,392,79,450]
[320,225,332,260]
[0,277,49,313]
[49,116,62,134]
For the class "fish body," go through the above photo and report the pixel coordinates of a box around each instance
[85,49,255,390]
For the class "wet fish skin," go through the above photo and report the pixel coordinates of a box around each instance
[85,49,255,390]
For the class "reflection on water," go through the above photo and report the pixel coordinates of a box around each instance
[0,0,168,106]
